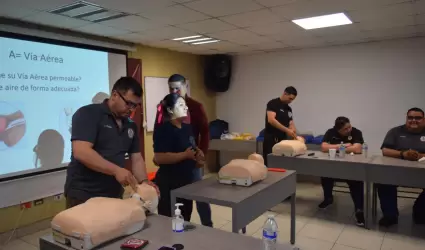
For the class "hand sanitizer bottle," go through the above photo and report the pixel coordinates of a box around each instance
[172,203,184,233]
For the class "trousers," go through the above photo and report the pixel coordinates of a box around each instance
[376,184,399,218]
[263,133,285,166]
[321,177,364,211]
[193,167,213,227]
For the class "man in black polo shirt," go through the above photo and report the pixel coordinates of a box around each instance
[263,86,298,166]
[64,77,157,208]
[377,107,425,227]
[320,117,365,226]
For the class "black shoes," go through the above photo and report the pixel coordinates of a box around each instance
[355,210,365,227]
[318,198,334,209]
[379,216,398,227]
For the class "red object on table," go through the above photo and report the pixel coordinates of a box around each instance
[267,168,286,172]
[0,117,7,133]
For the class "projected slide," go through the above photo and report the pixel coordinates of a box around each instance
[0,36,110,177]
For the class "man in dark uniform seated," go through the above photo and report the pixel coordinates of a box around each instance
[377,107,425,227]
[263,86,298,167]
[319,116,365,226]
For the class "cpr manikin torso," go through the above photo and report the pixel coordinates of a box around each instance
[51,183,159,250]
[272,136,307,156]
[218,153,267,186]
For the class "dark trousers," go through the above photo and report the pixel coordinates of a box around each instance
[321,177,364,211]
[263,133,284,167]
[155,174,193,222]
[65,196,87,209]
[377,184,399,218]
[193,168,213,227]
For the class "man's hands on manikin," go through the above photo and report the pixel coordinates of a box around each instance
[114,167,138,191]
[286,128,297,139]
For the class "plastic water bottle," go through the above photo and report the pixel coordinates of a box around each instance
[339,142,346,158]
[172,203,184,233]
[262,215,278,250]
[362,142,368,158]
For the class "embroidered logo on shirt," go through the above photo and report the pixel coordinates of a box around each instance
[128,128,134,139]
[288,111,293,118]
[421,136,425,142]
[104,125,112,129]
[280,109,285,112]
[348,136,352,140]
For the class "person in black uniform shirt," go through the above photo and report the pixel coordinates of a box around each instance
[64,77,158,208]
[263,86,298,166]
[377,107,425,227]
[153,93,205,222]
[320,117,365,226]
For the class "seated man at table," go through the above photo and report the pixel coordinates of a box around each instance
[320,116,365,226]
[377,107,425,227]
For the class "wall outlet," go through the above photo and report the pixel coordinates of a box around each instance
[53,194,63,201]
[34,199,44,206]
[20,202,32,210]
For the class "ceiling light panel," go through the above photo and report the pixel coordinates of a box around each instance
[292,13,352,30]
[171,35,220,45]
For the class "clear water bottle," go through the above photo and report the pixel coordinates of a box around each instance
[362,142,368,158]
[339,142,346,158]
[262,215,278,250]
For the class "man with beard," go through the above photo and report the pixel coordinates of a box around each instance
[64,77,157,208]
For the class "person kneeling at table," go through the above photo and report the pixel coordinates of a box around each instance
[153,93,205,222]
[377,107,425,227]
[320,116,365,226]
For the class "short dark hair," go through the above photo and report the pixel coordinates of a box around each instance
[284,86,297,96]
[407,107,424,116]
[112,77,142,97]
[334,116,350,131]
[168,74,186,84]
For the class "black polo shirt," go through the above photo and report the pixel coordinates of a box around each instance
[64,100,140,201]
[265,98,293,140]
[322,127,364,145]
[381,125,425,153]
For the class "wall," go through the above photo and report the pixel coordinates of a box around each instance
[129,45,216,173]
[217,37,425,153]
[0,45,215,236]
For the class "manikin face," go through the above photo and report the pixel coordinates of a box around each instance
[406,111,425,131]
[168,81,187,97]
[167,97,188,120]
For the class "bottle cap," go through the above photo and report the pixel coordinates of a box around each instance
[175,203,183,216]
[267,214,275,218]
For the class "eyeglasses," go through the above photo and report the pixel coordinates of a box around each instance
[116,91,138,109]
[407,116,424,121]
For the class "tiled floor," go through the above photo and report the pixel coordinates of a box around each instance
[2,183,425,250]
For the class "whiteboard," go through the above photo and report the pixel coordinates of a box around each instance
[144,77,190,132]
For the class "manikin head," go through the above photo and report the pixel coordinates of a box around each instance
[109,77,142,119]
[334,116,352,137]
[168,74,188,97]
[161,93,188,121]
[405,107,425,133]
[280,86,297,104]
[130,183,159,213]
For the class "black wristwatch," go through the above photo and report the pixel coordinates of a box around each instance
[400,150,405,159]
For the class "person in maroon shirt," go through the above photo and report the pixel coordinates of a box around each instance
[154,74,212,227]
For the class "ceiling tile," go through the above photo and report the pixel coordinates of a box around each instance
[100,15,163,32]
[138,4,209,25]
[74,23,131,37]
[347,2,415,22]
[0,5,39,19]
[1,0,76,11]
[143,40,188,48]
[275,34,328,47]
[363,25,417,40]
[184,0,264,17]
[22,12,92,29]
[358,15,415,31]
[177,19,237,33]
[219,9,282,28]
[271,0,344,20]
[172,0,198,3]
[308,23,363,37]
[210,29,273,45]
[254,0,301,8]
[90,0,176,14]
[416,14,425,25]
[248,41,289,50]
[111,32,150,43]
[192,41,245,50]
[247,21,307,36]
[414,0,425,15]
[307,0,410,12]
[137,26,196,41]
[171,45,218,55]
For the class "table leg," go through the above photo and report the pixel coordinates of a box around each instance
[216,150,220,171]
[372,184,377,219]
[290,193,296,245]
[242,227,246,234]
[364,181,370,229]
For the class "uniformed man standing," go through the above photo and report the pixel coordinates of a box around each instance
[64,77,158,208]
[377,107,425,227]
[263,86,298,166]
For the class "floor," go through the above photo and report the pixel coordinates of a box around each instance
[2,183,425,250]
